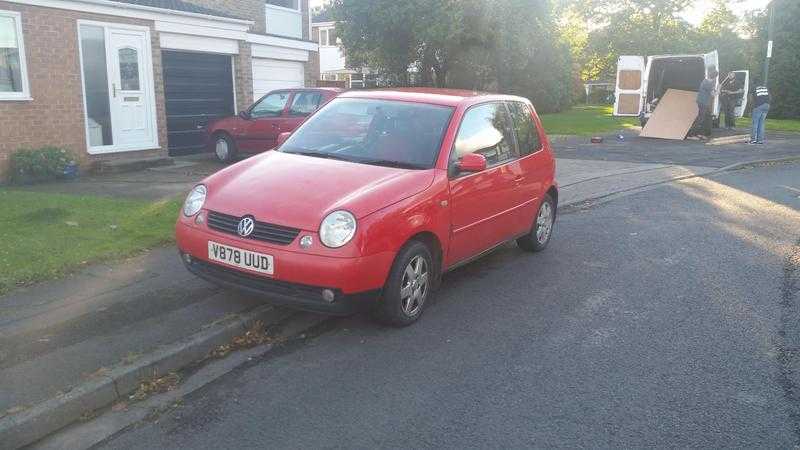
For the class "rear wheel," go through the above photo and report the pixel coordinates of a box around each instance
[213,134,237,164]
[517,193,555,252]
[374,241,435,327]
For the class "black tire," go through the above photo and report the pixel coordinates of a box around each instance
[517,193,555,252]
[374,240,436,327]
[213,133,237,164]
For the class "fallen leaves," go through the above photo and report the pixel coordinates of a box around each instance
[129,372,181,402]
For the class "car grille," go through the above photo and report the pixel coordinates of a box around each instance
[206,211,301,246]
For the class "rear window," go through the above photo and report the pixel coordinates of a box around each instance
[280,98,454,169]
[506,102,542,155]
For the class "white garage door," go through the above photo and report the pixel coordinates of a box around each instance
[252,58,305,100]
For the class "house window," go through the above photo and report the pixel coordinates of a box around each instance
[0,10,30,100]
[319,28,337,47]
[266,0,299,10]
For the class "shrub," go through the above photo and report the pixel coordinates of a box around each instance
[9,147,78,184]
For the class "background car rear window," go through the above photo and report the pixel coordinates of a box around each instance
[506,102,542,155]
[453,102,518,166]
[288,91,322,116]
[251,92,290,118]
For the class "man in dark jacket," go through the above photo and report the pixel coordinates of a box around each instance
[693,68,717,139]
[749,79,770,144]
[719,72,741,129]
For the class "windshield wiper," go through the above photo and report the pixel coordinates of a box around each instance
[355,158,424,169]
[286,150,353,162]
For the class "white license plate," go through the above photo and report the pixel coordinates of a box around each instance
[208,241,274,275]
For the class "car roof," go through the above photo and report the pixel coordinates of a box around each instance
[338,88,527,107]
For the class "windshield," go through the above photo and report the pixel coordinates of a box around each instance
[280,98,454,169]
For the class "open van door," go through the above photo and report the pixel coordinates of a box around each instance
[732,70,750,117]
[704,50,720,117]
[613,55,645,116]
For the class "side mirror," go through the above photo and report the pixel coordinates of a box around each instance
[457,153,487,173]
[239,110,251,120]
[276,132,292,147]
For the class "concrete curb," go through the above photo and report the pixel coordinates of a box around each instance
[0,304,292,449]
[559,155,800,212]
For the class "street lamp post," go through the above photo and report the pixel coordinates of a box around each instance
[763,1,775,85]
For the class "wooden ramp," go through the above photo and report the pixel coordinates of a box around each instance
[640,89,699,140]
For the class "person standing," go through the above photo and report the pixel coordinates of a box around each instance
[693,68,718,140]
[719,72,741,129]
[749,80,770,145]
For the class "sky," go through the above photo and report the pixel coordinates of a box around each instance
[310,0,773,24]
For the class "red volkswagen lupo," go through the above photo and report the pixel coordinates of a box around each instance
[177,89,557,326]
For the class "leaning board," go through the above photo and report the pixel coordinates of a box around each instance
[640,89,699,140]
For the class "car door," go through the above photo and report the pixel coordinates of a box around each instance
[704,50,720,117]
[446,102,523,266]
[284,91,324,132]
[732,70,750,117]
[505,101,549,231]
[236,91,291,152]
[613,55,645,116]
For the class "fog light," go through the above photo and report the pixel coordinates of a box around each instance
[182,253,192,264]
[322,289,336,303]
[194,212,206,225]
[299,235,313,249]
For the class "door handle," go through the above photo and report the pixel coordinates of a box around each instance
[272,124,280,129]
[514,176,525,184]
[112,83,117,98]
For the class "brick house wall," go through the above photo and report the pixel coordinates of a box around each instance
[235,41,254,111]
[0,1,167,180]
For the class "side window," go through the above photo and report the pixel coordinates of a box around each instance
[288,92,322,116]
[251,92,290,118]
[506,102,542,155]
[453,102,518,167]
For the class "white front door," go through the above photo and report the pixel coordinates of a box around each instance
[108,29,153,146]
[78,22,158,154]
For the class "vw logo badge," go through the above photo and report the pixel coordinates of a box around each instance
[237,216,255,237]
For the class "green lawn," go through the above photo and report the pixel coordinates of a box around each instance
[736,116,800,133]
[0,190,182,295]
[539,105,639,136]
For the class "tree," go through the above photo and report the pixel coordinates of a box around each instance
[568,0,698,79]
[747,0,800,118]
[695,0,747,75]
[332,0,574,112]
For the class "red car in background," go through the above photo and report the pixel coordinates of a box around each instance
[206,87,343,163]
[179,89,557,326]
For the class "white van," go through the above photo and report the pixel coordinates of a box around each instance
[613,51,749,126]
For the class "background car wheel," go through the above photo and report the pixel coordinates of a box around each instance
[517,193,555,252]
[214,134,237,164]
[374,241,435,327]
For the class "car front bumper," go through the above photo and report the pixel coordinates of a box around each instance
[176,221,393,314]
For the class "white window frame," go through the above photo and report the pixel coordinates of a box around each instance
[319,27,337,47]
[76,20,159,154]
[0,10,31,101]
[265,0,300,13]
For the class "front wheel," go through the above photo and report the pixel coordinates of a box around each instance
[374,241,435,327]
[517,193,555,252]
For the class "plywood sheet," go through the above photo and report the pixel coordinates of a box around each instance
[617,93,641,115]
[618,70,642,90]
[640,89,699,140]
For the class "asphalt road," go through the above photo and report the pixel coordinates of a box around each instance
[100,163,800,449]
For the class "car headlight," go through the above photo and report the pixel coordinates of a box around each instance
[183,185,207,217]
[319,210,357,248]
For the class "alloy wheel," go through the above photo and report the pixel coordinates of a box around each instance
[215,138,229,161]
[536,201,553,244]
[399,255,429,317]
